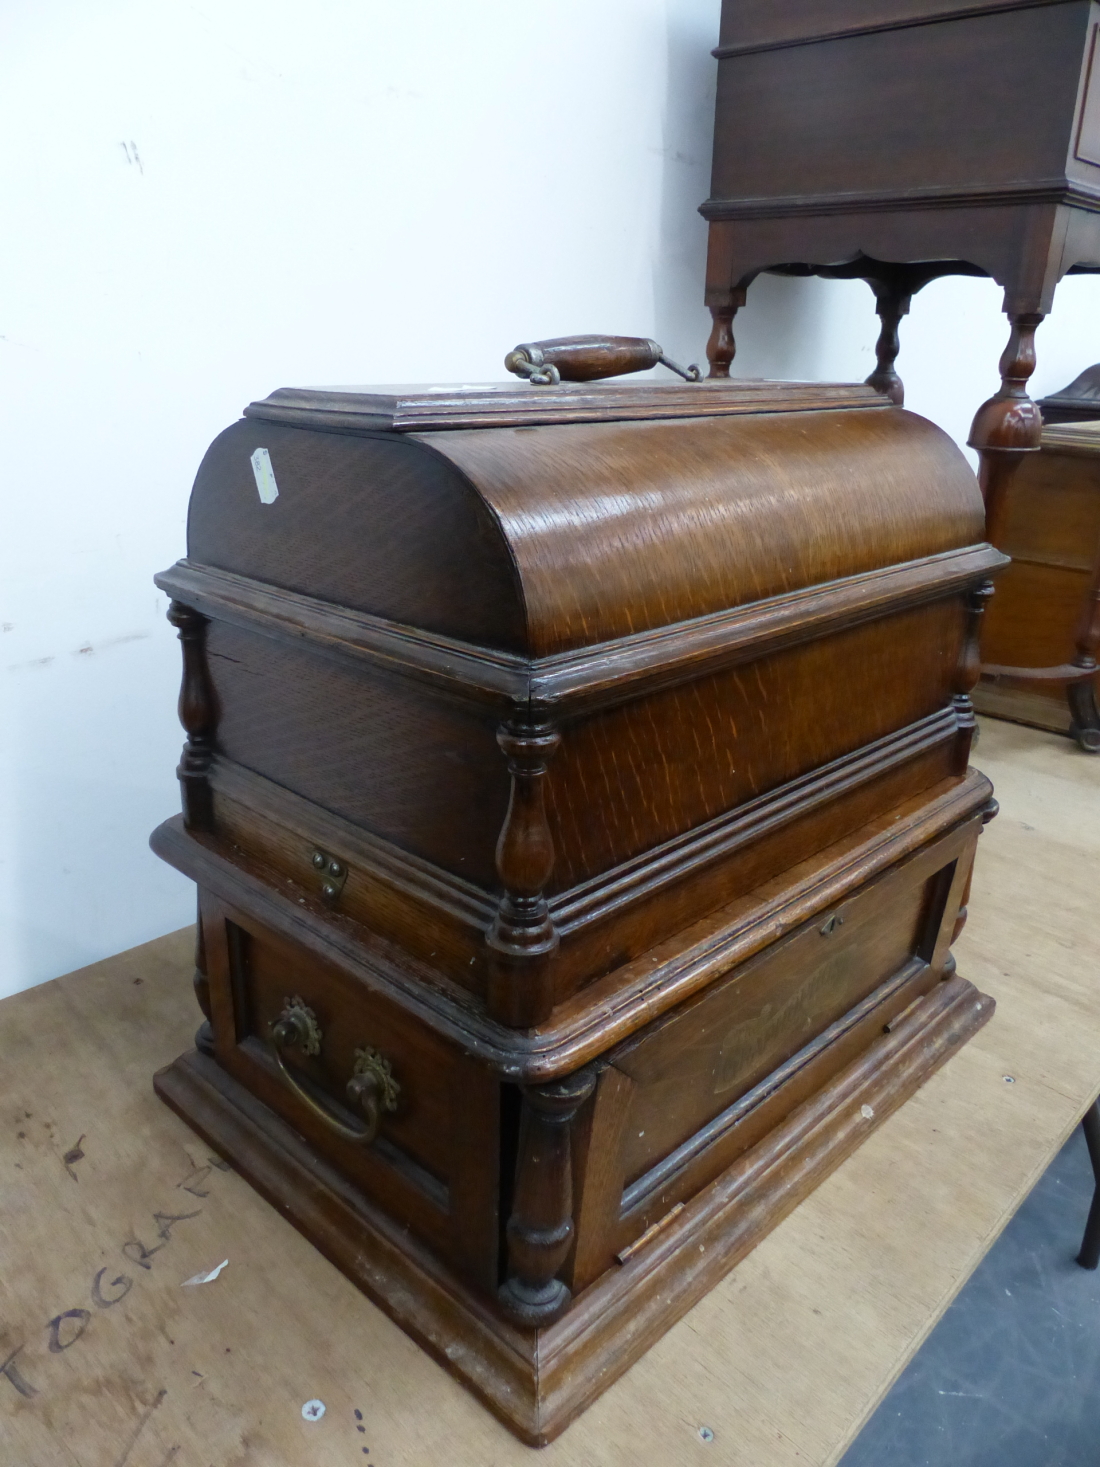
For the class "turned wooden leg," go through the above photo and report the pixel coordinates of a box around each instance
[970,312,1100,750]
[967,312,1045,543]
[193,899,215,1056]
[864,281,911,406]
[951,580,995,775]
[486,712,561,1027]
[1067,540,1100,752]
[705,287,747,379]
[166,600,216,830]
[499,1070,596,1326]
[1067,680,1100,753]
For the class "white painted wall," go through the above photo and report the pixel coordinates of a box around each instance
[2,0,1099,998]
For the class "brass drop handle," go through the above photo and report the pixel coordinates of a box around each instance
[270,996,400,1146]
[504,334,701,385]
[345,1046,401,1143]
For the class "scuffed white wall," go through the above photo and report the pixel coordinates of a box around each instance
[1,0,1098,997]
[0,0,719,997]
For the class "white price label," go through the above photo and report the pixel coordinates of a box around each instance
[250,446,279,504]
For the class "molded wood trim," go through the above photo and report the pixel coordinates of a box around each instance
[206,704,961,936]
[242,379,885,434]
[155,545,1006,713]
[150,767,994,1079]
[620,956,929,1213]
[551,706,961,930]
[208,754,497,925]
[1037,421,1100,455]
[153,970,992,1444]
[701,178,1100,222]
[531,974,992,1441]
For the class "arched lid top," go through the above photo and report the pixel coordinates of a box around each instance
[183,380,984,659]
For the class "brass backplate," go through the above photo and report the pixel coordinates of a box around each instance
[310,848,348,903]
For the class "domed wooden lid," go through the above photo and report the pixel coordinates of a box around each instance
[182,379,985,658]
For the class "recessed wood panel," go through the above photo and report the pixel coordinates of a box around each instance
[981,559,1092,667]
[996,447,1100,566]
[613,854,940,1186]
[203,902,501,1286]
[712,3,1086,201]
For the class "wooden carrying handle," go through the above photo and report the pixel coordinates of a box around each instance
[504,335,701,385]
[270,997,400,1145]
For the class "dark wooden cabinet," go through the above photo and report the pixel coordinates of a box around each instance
[973,417,1100,745]
[702,0,1100,665]
[151,377,1002,1444]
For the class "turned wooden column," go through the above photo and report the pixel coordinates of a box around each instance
[951,581,995,774]
[498,1070,597,1327]
[486,712,561,1027]
[705,287,748,379]
[865,280,911,406]
[968,312,1045,541]
[166,600,216,831]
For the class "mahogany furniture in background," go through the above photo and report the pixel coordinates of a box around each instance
[972,417,1100,746]
[151,367,1004,1444]
[701,0,1100,568]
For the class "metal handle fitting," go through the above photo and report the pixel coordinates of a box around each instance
[270,996,400,1145]
[504,334,701,385]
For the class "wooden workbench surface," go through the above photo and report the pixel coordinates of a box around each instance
[2,719,1099,1467]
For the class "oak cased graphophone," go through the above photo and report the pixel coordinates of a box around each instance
[150,369,1004,1444]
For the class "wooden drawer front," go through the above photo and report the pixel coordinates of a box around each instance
[203,900,500,1286]
[562,826,976,1289]
[613,841,950,1189]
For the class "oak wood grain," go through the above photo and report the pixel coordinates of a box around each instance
[148,375,1004,1441]
[151,771,993,1082]
[153,970,991,1445]
[156,543,1006,713]
[3,720,1097,1466]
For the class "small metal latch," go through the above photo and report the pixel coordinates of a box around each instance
[310,848,348,903]
[819,913,845,936]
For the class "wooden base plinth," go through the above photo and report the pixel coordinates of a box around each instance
[973,680,1100,752]
[154,973,992,1447]
[972,681,1072,737]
